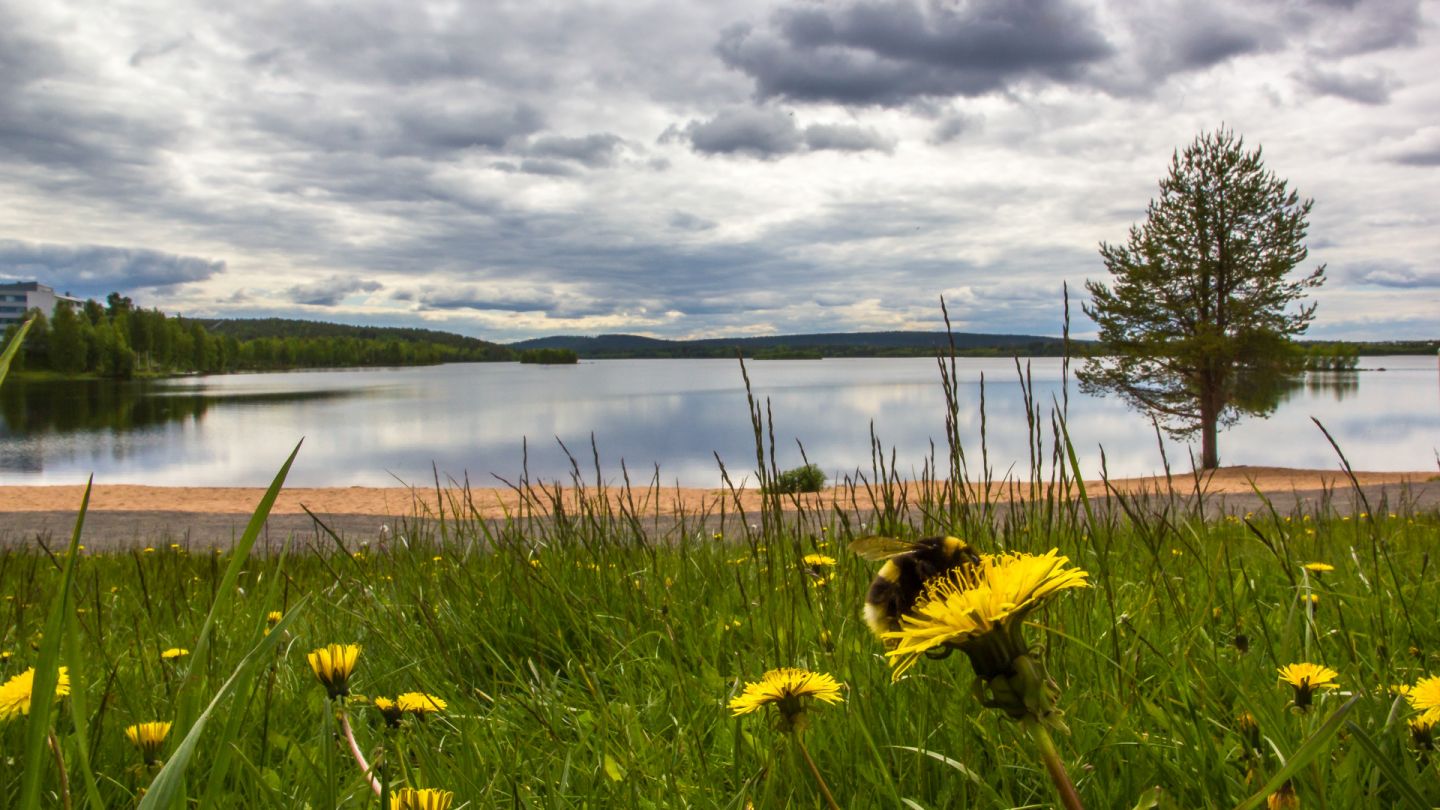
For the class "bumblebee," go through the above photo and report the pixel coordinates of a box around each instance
[850,535,980,647]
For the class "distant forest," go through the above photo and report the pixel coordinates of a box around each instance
[4,295,512,379]
[5,294,1430,381]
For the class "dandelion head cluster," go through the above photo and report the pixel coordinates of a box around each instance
[1278,663,1339,710]
[374,696,404,727]
[125,721,172,763]
[398,692,447,715]
[0,666,70,721]
[390,787,454,810]
[308,644,361,699]
[1406,674,1440,725]
[160,648,189,661]
[729,667,843,733]
[883,549,1089,681]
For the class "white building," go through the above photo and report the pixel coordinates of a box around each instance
[0,281,83,327]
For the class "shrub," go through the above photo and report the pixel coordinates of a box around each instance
[766,463,826,494]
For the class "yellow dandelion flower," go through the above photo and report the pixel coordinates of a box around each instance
[0,667,71,722]
[266,611,283,625]
[307,644,360,699]
[143,547,155,553]
[882,549,1090,681]
[802,554,836,567]
[1303,562,1334,573]
[1409,715,1435,751]
[1266,781,1299,810]
[1406,674,1440,725]
[1236,711,1261,753]
[125,721,171,763]
[398,691,447,714]
[1388,683,1412,698]
[728,667,843,732]
[374,696,404,727]
[1278,663,1339,710]
[390,787,454,810]
[160,648,189,661]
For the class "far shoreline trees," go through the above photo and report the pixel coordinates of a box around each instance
[2,297,514,379]
[1079,128,1326,470]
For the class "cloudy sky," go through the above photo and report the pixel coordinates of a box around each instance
[1,0,1436,342]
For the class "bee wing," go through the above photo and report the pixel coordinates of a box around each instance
[848,536,918,561]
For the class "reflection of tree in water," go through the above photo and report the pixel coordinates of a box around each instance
[0,380,357,435]
[1301,372,1360,403]
[1236,371,1359,415]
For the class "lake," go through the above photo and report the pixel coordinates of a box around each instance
[1,356,1436,487]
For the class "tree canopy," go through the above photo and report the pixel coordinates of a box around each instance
[1079,128,1326,469]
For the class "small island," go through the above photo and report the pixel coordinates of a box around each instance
[517,347,579,365]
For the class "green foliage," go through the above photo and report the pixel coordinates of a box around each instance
[0,317,33,387]
[14,299,517,379]
[766,462,827,493]
[2,474,1437,808]
[518,347,579,364]
[1300,342,1360,371]
[1080,128,1326,468]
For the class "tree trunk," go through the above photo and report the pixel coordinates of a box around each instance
[1199,396,1220,470]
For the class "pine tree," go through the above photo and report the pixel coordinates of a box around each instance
[1079,129,1326,470]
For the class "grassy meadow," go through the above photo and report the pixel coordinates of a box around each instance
[1,347,1438,808]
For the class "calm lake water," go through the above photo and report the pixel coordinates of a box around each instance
[1,357,1436,487]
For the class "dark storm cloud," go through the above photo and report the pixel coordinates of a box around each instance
[526,133,626,168]
[929,112,980,144]
[1388,133,1440,166]
[1297,66,1396,104]
[669,211,717,231]
[671,107,804,158]
[0,240,225,297]
[415,286,625,319]
[716,0,1113,107]
[803,123,895,153]
[492,159,581,177]
[252,97,545,157]
[667,107,894,158]
[285,275,384,306]
[1306,0,1421,56]
[0,15,173,196]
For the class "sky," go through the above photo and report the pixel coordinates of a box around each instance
[0,0,1436,342]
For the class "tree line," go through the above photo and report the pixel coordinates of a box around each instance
[3,293,513,379]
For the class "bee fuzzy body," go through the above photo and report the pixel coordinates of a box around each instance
[853,536,979,647]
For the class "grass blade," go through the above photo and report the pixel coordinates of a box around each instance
[175,440,303,730]
[138,598,310,810]
[0,316,33,387]
[1232,694,1359,810]
[1342,719,1428,810]
[18,476,90,810]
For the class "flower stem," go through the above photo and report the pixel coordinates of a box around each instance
[794,735,841,810]
[47,731,72,810]
[338,707,382,797]
[1029,720,1084,810]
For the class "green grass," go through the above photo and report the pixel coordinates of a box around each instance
[3,462,1437,808]
[1,338,1437,807]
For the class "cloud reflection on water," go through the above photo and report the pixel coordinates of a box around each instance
[0,357,1434,487]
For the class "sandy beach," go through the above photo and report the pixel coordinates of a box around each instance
[1,465,1433,519]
